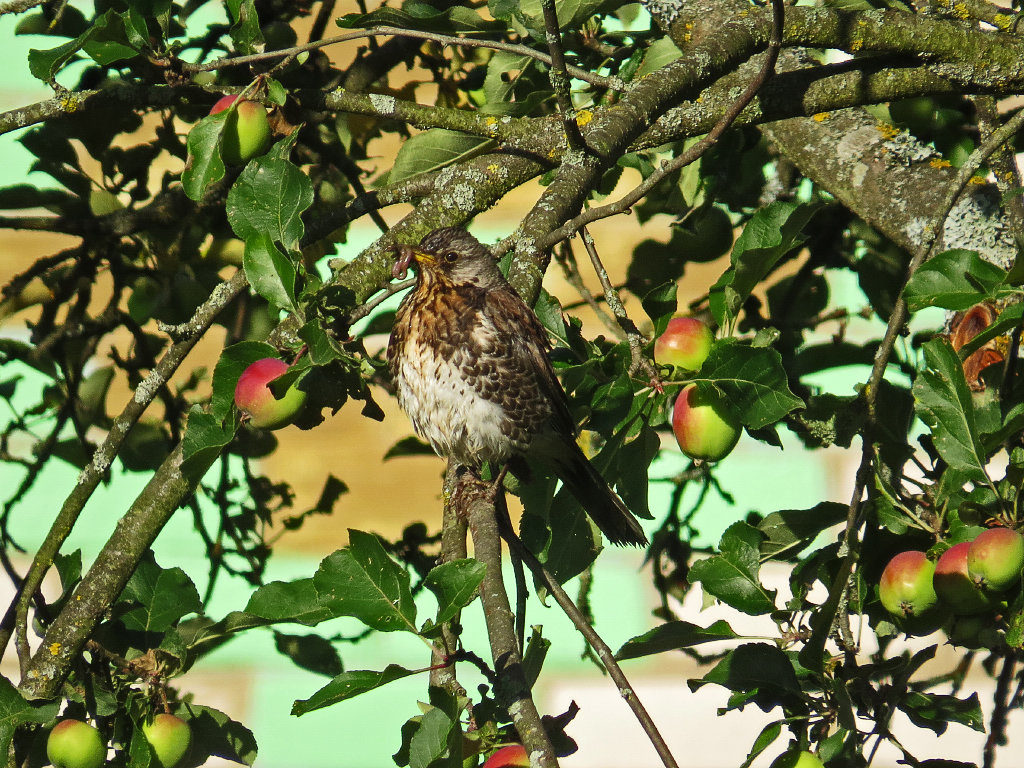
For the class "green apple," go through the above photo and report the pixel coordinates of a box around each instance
[770,750,826,768]
[210,95,271,165]
[142,714,191,768]
[671,383,741,462]
[933,541,996,614]
[234,358,307,429]
[481,744,529,768]
[47,719,106,768]
[654,317,714,373]
[967,528,1024,592]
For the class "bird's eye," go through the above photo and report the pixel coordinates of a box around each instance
[442,252,459,264]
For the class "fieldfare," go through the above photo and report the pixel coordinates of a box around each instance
[387,227,647,547]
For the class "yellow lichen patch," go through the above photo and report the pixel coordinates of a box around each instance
[951,3,969,18]
[575,110,593,128]
[49,643,61,656]
[876,123,899,140]
[930,158,952,169]
[849,38,863,52]
[968,175,987,185]
[994,13,1012,29]
[487,163,500,173]
[812,112,830,122]
[59,95,80,113]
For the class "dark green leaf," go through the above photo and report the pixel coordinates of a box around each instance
[28,10,134,81]
[641,282,678,337]
[696,339,804,428]
[384,436,435,460]
[423,559,485,626]
[913,339,989,483]
[245,578,333,626]
[688,522,777,615]
[522,627,550,689]
[739,721,783,768]
[121,557,201,633]
[182,112,228,201]
[709,202,818,327]
[689,642,801,695]
[273,632,343,677]
[903,249,1009,311]
[292,665,418,715]
[243,234,296,312]
[180,408,235,483]
[227,152,313,249]
[758,502,848,560]
[897,691,985,735]
[186,705,258,766]
[0,675,58,752]
[616,620,738,660]
[226,0,263,54]
[313,530,417,632]
[337,3,502,33]
[409,706,456,768]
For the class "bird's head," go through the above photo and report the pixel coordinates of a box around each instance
[393,227,505,288]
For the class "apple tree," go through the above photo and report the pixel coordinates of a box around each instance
[0,0,1023,766]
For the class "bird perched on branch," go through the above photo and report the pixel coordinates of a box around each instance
[386,227,647,547]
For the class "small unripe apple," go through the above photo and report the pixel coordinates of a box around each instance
[671,384,741,462]
[880,551,939,623]
[142,714,192,768]
[210,95,271,165]
[967,528,1024,592]
[47,719,106,768]
[482,744,529,768]
[770,750,826,768]
[654,317,714,373]
[933,541,996,615]
[234,358,307,429]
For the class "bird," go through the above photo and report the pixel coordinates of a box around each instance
[386,226,647,547]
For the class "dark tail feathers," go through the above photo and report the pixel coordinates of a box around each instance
[554,445,647,547]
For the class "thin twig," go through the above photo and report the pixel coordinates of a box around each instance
[539,0,586,152]
[499,525,680,768]
[984,653,1017,768]
[539,0,786,251]
[552,241,624,339]
[188,26,622,90]
[579,228,659,383]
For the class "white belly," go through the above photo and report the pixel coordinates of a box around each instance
[397,351,514,467]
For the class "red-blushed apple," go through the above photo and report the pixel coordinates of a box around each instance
[142,713,192,768]
[880,551,943,633]
[769,750,826,768]
[967,527,1024,592]
[47,719,106,768]
[933,541,996,614]
[481,744,529,768]
[671,383,740,462]
[234,358,307,430]
[654,317,714,373]
[209,95,271,165]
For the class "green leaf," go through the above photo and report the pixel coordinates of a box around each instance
[518,0,605,29]
[226,0,263,54]
[245,578,333,625]
[739,722,784,768]
[641,282,678,337]
[616,620,738,660]
[913,339,989,483]
[389,129,492,184]
[709,202,818,327]
[696,339,804,428]
[180,408,236,483]
[182,112,228,201]
[423,559,485,626]
[120,556,201,632]
[313,530,417,632]
[0,675,58,750]
[243,234,296,312]
[292,665,418,715]
[273,632,343,677]
[897,691,985,735]
[688,522,777,615]
[227,153,313,250]
[637,36,682,78]
[186,705,258,766]
[903,249,1010,311]
[28,10,135,81]
[210,341,277,422]
[757,502,848,560]
[689,642,801,695]
[482,51,533,107]
[409,706,456,768]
